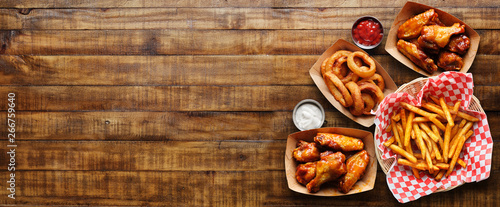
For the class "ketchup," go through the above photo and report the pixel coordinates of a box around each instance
[352,18,383,46]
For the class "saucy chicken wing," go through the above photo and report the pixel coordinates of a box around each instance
[417,36,439,54]
[339,150,370,193]
[397,39,438,74]
[420,23,465,48]
[437,51,464,71]
[296,162,317,185]
[397,9,439,40]
[314,133,364,152]
[445,34,470,55]
[306,151,347,193]
[292,140,321,163]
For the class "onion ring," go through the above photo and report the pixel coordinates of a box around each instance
[331,57,349,78]
[341,71,359,84]
[323,72,353,107]
[358,82,385,104]
[347,51,377,78]
[357,73,385,91]
[345,81,364,116]
[361,93,376,115]
[321,50,351,78]
[340,57,361,83]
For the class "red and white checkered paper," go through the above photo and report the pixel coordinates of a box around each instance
[374,72,493,203]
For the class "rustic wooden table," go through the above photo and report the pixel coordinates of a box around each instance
[0,0,498,206]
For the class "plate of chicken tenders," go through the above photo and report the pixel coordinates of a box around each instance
[385,1,480,76]
[285,127,377,196]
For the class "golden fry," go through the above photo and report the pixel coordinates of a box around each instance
[401,108,407,131]
[390,144,417,164]
[383,136,395,147]
[392,111,401,122]
[448,121,473,158]
[435,170,446,181]
[457,158,467,168]
[431,124,444,149]
[435,163,450,170]
[413,117,431,122]
[391,116,402,148]
[431,139,442,162]
[451,101,461,119]
[428,116,446,131]
[412,167,421,179]
[396,122,405,145]
[446,135,466,177]
[419,122,440,143]
[440,97,454,126]
[404,111,415,147]
[443,123,452,163]
[386,124,392,132]
[401,102,438,118]
[413,123,426,160]
[421,102,447,120]
[398,158,427,171]
[456,111,479,122]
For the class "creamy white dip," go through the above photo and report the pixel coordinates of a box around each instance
[295,103,322,130]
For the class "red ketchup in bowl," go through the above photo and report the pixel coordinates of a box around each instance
[352,17,383,48]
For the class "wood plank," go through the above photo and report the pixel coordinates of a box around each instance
[0,55,316,86]
[0,85,326,111]
[0,54,498,86]
[0,141,498,171]
[0,111,369,141]
[0,111,498,141]
[0,141,285,171]
[0,170,497,206]
[0,0,498,8]
[1,8,498,30]
[2,29,499,55]
[1,85,499,111]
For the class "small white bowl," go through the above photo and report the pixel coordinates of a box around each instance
[292,99,325,131]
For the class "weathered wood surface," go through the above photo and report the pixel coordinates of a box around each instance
[0,1,498,206]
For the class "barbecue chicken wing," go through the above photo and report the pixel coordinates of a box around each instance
[437,51,464,71]
[296,162,317,185]
[417,36,439,54]
[445,34,470,55]
[420,23,465,48]
[339,150,370,193]
[292,140,321,162]
[306,151,347,193]
[397,39,438,74]
[397,9,440,39]
[314,133,364,152]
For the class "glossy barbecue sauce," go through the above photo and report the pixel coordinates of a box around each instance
[352,18,383,47]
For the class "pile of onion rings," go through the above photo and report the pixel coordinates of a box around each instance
[321,50,385,116]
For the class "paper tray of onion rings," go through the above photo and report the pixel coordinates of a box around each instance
[309,39,397,127]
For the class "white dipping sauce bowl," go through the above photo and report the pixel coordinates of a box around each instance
[292,99,325,131]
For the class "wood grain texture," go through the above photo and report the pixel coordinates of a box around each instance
[0,111,498,141]
[1,85,499,111]
[0,170,498,206]
[0,111,369,141]
[0,1,498,206]
[2,29,500,55]
[0,0,499,8]
[0,141,498,171]
[1,7,499,30]
[0,55,498,86]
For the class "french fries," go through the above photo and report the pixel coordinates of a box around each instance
[385,98,479,181]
